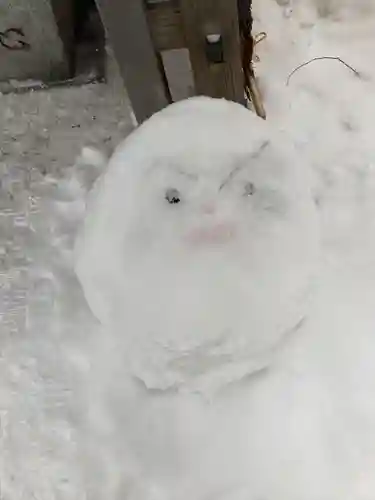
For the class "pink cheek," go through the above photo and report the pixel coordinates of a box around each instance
[185,222,237,245]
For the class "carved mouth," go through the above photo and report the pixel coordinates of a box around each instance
[186,222,236,245]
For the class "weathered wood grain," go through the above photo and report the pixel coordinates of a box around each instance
[179,0,244,103]
[96,0,170,122]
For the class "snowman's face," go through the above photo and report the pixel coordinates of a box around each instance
[125,141,303,259]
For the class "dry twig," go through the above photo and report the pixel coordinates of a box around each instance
[286,56,361,85]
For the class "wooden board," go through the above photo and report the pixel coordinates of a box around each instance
[179,0,244,103]
[146,0,185,51]
[96,0,170,123]
[50,0,75,74]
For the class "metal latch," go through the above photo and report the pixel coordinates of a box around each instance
[205,33,224,64]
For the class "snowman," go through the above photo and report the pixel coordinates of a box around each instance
[75,97,375,500]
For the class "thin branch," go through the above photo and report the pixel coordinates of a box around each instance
[245,73,267,119]
[286,56,361,85]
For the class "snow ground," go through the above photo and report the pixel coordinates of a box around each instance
[3,0,375,498]
[0,80,134,499]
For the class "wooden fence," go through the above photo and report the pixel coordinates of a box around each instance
[96,0,251,123]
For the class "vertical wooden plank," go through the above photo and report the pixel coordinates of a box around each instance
[237,0,252,32]
[95,0,170,123]
[146,1,185,51]
[179,0,244,104]
[50,0,75,76]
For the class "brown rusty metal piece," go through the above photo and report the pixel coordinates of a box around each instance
[238,0,266,119]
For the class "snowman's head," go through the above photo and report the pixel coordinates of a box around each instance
[126,140,277,248]
[76,97,319,390]
[99,98,316,262]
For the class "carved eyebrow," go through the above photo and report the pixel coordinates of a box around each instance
[172,166,198,180]
[219,140,270,190]
[146,163,198,180]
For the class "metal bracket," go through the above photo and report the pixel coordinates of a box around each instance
[205,33,224,64]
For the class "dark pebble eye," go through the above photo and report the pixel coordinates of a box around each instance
[165,188,181,204]
[244,182,256,197]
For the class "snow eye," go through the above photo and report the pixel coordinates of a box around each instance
[165,188,181,204]
[243,182,256,197]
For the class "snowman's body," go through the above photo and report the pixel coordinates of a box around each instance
[82,291,375,500]
[74,97,375,500]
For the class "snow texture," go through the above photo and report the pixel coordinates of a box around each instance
[4,0,375,499]
[0,82,133,500]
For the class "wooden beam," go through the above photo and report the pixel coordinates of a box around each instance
[95,0,170,123]
[179,0,244,104]
[50,0,75,76]
[237,0,252,32]
[146,1,185,51]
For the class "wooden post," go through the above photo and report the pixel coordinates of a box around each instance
[95,0,170,123]
[179,0,244,103]
[50,0,75,76]
[146,0,185,51]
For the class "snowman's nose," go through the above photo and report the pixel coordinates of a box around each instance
[201,202,216,215]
